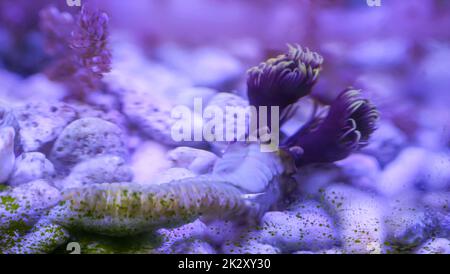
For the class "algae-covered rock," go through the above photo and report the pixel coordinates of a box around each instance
[2,218,70,254]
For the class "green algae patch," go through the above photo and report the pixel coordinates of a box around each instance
[1,195,19,213]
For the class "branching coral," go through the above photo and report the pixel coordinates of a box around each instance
[39,5,111,97]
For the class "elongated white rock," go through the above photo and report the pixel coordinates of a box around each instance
[0,127,15,184]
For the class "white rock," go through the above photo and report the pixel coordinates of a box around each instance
[3,218,69,254]
[168,147,218,174]
[361,121,407,167]
[323,184,385,254]
[14,74,68,102]
[165,239,216,254]
[335,153,380,190]
[105,40,191,99]
[376,147,427,197]
[383,195,431,246]
[415,238,450,254]
[156,219,209,253]
[13,101,77,152]
[130,141,172,184]
[50,118,127,170]
[156,45,242,88]
[153,168,196,185]
[0,127,15,184]
[0,102,20,153]
[56,155,133,190]
[422,192,450,238]
[293,164,341,198]
[122,91,204,147]
[419,151,450,191]
[205,92,249,154]
[9,152,55,187]
[256,207,338,252]
[203,220,243,246]
[0,180,61,229]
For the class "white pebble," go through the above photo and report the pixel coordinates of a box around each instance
[168,147,218,174]
[9,152,55,187]
[324,184,385,254]
[0,127,15,184]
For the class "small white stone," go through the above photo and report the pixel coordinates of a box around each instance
[9,152,55,187]
[415,238,450,254]
[56,155,133,190]
[323,184,385,254]
[422,192,450,237]
[335,153,380,190]
[420,151,450,191]
[0,127,15,184]
[376,147,428,197]
[361,121,407,167]
[256,207,338,252]
[293,163,341,198]
[122,91,204,147]
[205,92,249,154]
[130,141,172,185]
[156,45,242,88]
[0,102,20,153]
[156,219,209,253]
[203,220,242,246]
[13,101,77,152]
[168,147,218,174]
[383,194,431,246]
[50,117,128,170]
[153,168,196,185]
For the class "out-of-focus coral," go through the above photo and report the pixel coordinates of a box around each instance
[39,5,111,98]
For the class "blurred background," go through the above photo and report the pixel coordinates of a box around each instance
[1,0,449,149]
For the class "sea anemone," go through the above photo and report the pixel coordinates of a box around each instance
[283,88,379,166]
[246,44,323,114]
